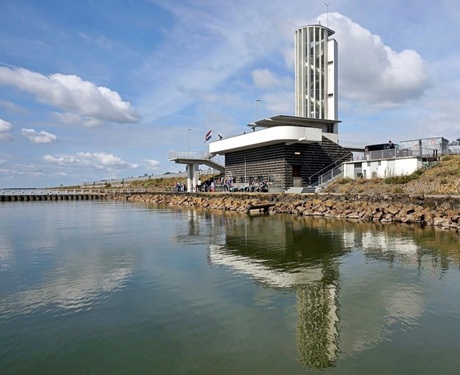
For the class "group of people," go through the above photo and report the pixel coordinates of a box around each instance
[224,178,269,193]
[173,181,186,192]
[194,178,216,192]
[174,177,269,193]
[246,180,269,193]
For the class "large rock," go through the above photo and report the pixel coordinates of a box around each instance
[111,192,460,232]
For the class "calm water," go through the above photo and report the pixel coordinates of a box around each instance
[1,201,460,374]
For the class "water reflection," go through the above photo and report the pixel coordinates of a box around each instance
[0,259,132,321]
[2,203,459,373]
[0,203,135,322]
[185,211,460,369]
[206,214,342,368]
[0,237,14,271]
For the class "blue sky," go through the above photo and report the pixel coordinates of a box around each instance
[0,0,459,188]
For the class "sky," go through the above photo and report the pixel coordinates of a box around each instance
[0,0,459,188]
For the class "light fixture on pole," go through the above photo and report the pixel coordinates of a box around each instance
[255,99,261,121]
[187,128,191,158]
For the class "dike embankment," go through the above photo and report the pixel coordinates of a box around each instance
[110,192,460,232]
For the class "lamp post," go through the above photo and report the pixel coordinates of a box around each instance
[255,99,261,121]
[244,155,247,187]
[187,128,191,158]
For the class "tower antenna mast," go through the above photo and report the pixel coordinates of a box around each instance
[324,3,329,28]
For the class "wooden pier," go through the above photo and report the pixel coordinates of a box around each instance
[246,203,275,214]
[0,189,106,202]
[0,188,151,202]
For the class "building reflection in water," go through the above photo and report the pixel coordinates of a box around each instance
[181,210,460,369]
[207,213,343,369]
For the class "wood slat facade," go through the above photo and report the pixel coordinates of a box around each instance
[224,137,351,191]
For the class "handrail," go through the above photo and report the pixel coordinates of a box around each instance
[308,152,352,185]
[0,189,107,196]
[168,151,224,169]
[0,188,151,196]
[317,165,344,187]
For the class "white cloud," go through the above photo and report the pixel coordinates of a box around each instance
[322,13,430,106]
[136,1,291,120]
[0,99,27,113]
[143,159,161,169]
[51,112,104,128]
[0,118,12,132]
[0,119,13,141]
[0,67,140,125]
[43,152,138,170]
[252,69,291,89]
[262,92,294,116]
[137,6,430,123]
[21,128,57,144]
[0,163,45,178]
[0,1,457,188]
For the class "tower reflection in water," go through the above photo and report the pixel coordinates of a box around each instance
[207,213,343,369]
[200,211,457,369]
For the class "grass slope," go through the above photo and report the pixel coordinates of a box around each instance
[323,155,460,195]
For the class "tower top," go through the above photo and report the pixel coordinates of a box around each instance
[294,24,335,37]
[294,24,338,121]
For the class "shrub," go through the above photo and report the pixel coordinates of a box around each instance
[333,177,353,185]
[384,169,424,185]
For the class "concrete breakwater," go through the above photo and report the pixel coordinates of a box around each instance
[111,192,460,231]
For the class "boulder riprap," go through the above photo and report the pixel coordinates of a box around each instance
[108,192,460,231]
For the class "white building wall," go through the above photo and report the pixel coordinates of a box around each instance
[394,158,422,176]
[344,163,355,178]
[343,158,423,179]
[399,137,450,156]
[327,39,338,122]
[209,126,323,154]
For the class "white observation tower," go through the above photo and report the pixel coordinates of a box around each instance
[295,25,338,121]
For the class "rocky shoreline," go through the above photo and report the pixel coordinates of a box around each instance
[110,192,460,232]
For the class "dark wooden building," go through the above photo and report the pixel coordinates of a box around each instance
[209,116,352,192]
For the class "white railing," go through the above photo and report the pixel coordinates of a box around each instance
[168,151,210,160]
[317,165,344,186]
[308,153,352,186]
[0,189,106,196]
[448,145,460,154]
[0,189,152,196]
[168,151,225,172]
[105,189,147,194]
[360,147,443,161]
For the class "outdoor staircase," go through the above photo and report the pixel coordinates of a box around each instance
[168,151,225,173]
[284,186,317,194]
[285,153,350,194]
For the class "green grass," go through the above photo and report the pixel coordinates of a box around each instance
[384,169,425,185]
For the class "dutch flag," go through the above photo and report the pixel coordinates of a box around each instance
[204,129,212,143]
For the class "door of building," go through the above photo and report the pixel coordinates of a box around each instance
[292,166,302,187]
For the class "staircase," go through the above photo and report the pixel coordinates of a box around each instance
[284,186,317,194]
[285,156,348,194]
[168,152,225,173]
